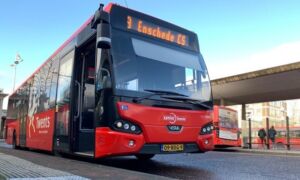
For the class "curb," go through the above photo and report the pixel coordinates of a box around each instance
[215,147,300,156]
[236,148,300,156]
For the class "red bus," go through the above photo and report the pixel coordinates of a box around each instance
[213,106,241,147]
[5,3,214,160]
[252,127,300,149]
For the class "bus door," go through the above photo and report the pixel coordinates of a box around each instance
[72,41,95,156]
[19,82,30,147]
[54,50,75,152]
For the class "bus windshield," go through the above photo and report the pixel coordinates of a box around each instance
[111,29,211,102]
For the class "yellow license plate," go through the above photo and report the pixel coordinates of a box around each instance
[161,144,184,152]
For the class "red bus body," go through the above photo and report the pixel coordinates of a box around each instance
[252,127,300,149]
[95,102,213,157]
[4,119,19,145]
[5,3,213,159]
[213,106,241,147]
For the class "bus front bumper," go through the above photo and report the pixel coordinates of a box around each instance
[95,127,213,158]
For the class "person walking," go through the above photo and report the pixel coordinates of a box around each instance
[258,128,267,149]
[268,126,277,149]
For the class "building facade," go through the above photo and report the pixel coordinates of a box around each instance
[246,101,287,128]
[0,89,8,138]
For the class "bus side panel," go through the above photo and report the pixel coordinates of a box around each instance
[6,126,14,144]
[26,108,55,151]
[214,136,241,147]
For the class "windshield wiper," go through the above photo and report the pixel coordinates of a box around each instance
[160,95,212,109]
[143,89,188,97]
[132,89,187,103]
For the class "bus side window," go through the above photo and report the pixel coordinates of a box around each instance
[295,130,300,138]
[279,131,286,138]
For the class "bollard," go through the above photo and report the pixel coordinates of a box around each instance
[286,116,291,150]
[266,117,270,150]
[248,118,252,149]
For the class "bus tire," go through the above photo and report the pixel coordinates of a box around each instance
[135,154,155,160]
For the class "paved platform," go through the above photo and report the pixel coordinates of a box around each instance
[0,139,12,149]
[0,140,172,180]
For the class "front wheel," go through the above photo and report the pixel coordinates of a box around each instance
[135,154,155,160]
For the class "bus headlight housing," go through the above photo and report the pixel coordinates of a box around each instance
[113,120,142,134]
[200,122,213,135]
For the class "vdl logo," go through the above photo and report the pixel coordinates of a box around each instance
[163,113,186,124]
[167,125,182,132]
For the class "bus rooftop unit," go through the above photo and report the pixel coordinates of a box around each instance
[5,3,214,160]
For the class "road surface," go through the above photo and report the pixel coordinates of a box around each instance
[1,141,300,179]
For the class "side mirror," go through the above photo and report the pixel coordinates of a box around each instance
[96,23,111,49]
[92,4,111,49]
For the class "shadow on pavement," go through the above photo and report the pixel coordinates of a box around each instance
[94,156,215,179]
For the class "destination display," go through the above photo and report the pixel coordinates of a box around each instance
[127,15,189,47]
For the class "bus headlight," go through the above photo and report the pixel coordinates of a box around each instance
[130,125,136,132]
[200,122,213,135]
[116,121,123,128]
[113,120,142,134]
[124,123,130,130]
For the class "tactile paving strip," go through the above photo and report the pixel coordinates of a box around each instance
[0,153,89,180]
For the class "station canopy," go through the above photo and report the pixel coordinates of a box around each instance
[211,61,300,106]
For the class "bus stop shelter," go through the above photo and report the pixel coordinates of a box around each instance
[211,61,300,150]
[212,61,300,106]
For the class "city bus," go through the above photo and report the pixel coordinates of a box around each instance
[213,106,241,147]
[5,3,214,159]
[252,126,300,149]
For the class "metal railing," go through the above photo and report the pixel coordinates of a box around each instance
[244,116,300,151]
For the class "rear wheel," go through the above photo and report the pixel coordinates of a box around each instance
[135,154,155,160]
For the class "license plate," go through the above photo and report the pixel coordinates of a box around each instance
[161,144,184,152]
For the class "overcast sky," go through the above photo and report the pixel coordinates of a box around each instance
[1,0,300,108]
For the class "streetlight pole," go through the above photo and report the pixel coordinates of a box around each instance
[10,53,23,92]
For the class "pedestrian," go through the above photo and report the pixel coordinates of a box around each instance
[268,126,277,149]
[258,128,267,149]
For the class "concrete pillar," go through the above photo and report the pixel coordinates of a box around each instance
[242,104,246,120]
[241,104,248,148]
[286,116,290,150]
[266,117,270,149]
